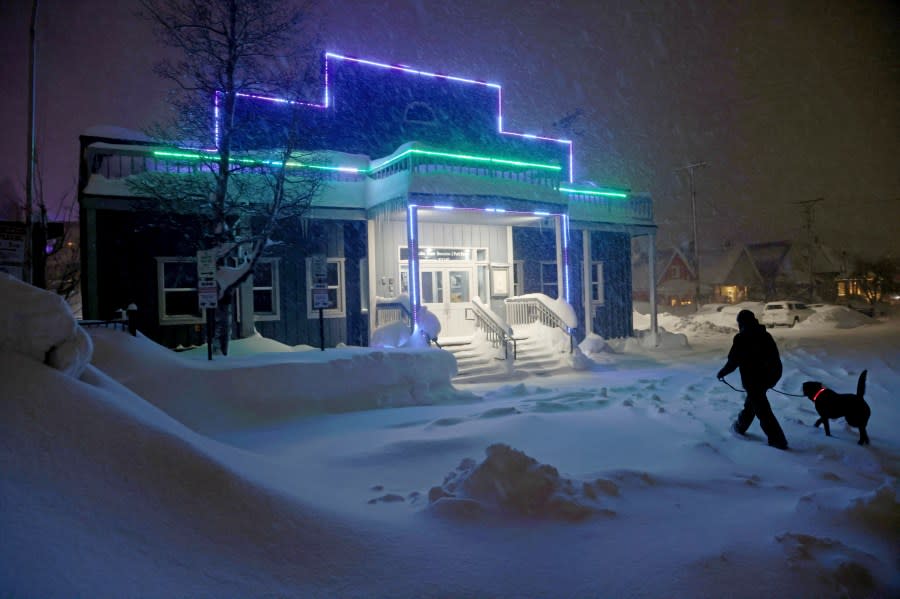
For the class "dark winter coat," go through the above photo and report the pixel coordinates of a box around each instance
[718,322,783,392]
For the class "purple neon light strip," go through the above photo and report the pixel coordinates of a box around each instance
[217,52,577,181]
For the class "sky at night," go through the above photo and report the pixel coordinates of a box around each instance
[0,0,897,259]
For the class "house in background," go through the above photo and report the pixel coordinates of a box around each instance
[747,240,844,301]
[633,247,696,308]
[702,244,765,304]
[79,51,658,371]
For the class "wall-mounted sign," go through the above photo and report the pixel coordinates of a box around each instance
[400,247,472,261]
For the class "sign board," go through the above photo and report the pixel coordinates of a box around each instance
[198,278,218,309]
[399,246,473,261]
[312,288,331,309]
[311,254,328,287]
[197,249,217,279]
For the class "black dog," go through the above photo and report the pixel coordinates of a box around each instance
[802,370,870,445]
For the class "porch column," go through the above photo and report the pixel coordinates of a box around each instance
[367,218,377,341]
[554,215,571,304]
[582,229,592,335]
[648,231,659,342]
[553,216,566,299]
[406,204,420,329]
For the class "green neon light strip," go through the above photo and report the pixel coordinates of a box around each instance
[154,147,560,174]
[153,150,362,173]
[398,148,561,171]
[560,186,629,198]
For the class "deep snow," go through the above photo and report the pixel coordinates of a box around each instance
[1,273,898,598]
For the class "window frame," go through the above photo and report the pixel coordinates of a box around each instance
[250,257,281,322]
[156,256,204,325]
[590,261,605,306]
[540,261,559,299]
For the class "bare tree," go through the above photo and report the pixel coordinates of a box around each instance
[854,257,896,310]
[133,0,322,355]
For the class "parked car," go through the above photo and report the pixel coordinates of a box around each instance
[760,300,814,328]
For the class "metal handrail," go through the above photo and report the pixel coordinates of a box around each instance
[504,295,575,353]
[465,301,517,360]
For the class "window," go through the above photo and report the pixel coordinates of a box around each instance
[540,261,558,299]
[403,101,436,125]
[590,261,605,305]
[671,265,681,279]
[359,258,369,313]
[306,257,346,318]
[251,258,280,321]
[156,257,203,324]
[513,261,524,296]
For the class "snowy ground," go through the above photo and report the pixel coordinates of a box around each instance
[2,275,898,598]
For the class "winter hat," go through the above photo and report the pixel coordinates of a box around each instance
[737,309,758,327]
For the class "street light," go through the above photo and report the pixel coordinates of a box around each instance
[675,161,708,311]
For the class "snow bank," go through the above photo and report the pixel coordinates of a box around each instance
[89,328,470,433]
[0,274,92,377]
[427,443,616,521]
[800,305,878,329]
[0,351,365,598]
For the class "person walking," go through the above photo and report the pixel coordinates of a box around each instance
[717,309,789,450]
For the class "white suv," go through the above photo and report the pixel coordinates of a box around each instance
[761,301,814,328]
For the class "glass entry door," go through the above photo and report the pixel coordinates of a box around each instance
[420,266,474,338]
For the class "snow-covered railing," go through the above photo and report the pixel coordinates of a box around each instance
[567,192,654,225]
[367,150,560,190]
[374,300,411,329]
[466,298,517,360]
[504,294,576,353]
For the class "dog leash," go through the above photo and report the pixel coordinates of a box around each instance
[718,377,806,397]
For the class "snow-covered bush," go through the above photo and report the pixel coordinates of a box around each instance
[0,273,93,377]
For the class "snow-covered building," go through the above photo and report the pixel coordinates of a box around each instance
[78,52,657,356]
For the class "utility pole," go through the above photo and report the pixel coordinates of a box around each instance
[794,197,824,302]
[24,0,39,284]
[676,161,708,311]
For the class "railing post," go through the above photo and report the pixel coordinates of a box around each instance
[126,303,138,336]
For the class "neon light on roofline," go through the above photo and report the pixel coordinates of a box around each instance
[214,51,579,181]
[153,147,557,174]
[152,150,364,173]
[326,52,501,88]
[560,186,630,199]
[373,147,560,172]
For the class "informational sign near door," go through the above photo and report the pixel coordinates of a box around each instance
[196,249,218,309]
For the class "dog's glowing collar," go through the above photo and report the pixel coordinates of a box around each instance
[812,388,827,402]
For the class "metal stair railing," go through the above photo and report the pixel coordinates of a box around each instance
[504,295,575,353]
[373,300,443,348]
[465,299,517,360]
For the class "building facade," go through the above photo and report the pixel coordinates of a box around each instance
[79,52,658,352]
